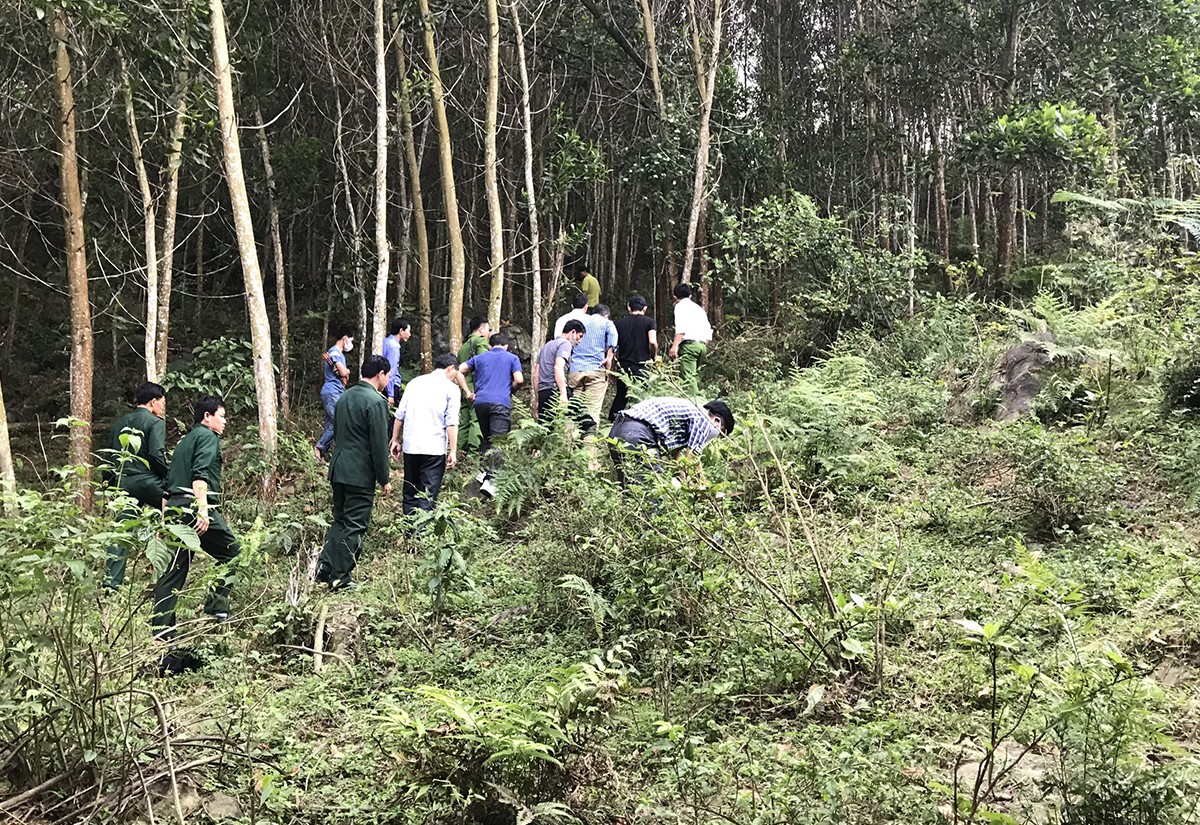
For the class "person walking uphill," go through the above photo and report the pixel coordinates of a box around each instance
[315,326,355,462]
[669,283,713,397]
[575,266,601,309]
[459,332,523,458]
[391,353,462,516]
[103,381,170,588]
[569,304,618,432]
[315,355,393,590]
[381,318,411,405]
[153,396,241,640]
[609,396,734,486]
[610,295,657,420]
[531,319,585,422]
[456,316,490,454]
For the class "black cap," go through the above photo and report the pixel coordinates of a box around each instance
[703,400,734,435]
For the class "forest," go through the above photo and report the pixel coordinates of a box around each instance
[3,0,1200,821]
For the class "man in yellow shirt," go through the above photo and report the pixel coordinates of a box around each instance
[576,266,600,308]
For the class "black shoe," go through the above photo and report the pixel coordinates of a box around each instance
[158,648,202,676]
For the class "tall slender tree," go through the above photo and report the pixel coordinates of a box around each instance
[52,7,94,504]
[416,0,467,351]
[483,0,505,328]
[210,0,278,463]
[371,0,390,354]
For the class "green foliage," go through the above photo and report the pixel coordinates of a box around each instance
[375,685,571,818]
[963,102,1112,177]
[162,337,258,415]
[714,191,923,345]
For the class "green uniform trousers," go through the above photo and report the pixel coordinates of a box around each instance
[104,479,163,588]
[316,483,377,588]
[457,399,482,454]
[152,505,241,640]
[678,340,708,397]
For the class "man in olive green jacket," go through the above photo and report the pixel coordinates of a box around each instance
[315,354,393,590]
[153,395,240,640]
[104,382,169,588]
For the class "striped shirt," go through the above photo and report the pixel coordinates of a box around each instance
[619,397,720,452]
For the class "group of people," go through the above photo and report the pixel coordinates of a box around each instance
[103,384,240,648]
[101,267,731,656]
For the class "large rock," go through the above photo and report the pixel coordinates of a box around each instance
[992,336,1055,421]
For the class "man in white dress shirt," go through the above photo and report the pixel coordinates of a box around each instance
[553,292,591,338]
[668,282,713,397]
[389,353,462,516]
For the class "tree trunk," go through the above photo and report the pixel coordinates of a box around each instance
[52,8,94,505]
[931,109,951,266]
[371,0,391,355]
[395,32,433,372]
[155,71,188,377]
[680,0,723,284]
[194,209,205,325]
[483,0,506,329]
[321,0,366,369]
[639,0,667,127]
[118,52,160,383]
[254,104,291,423]
[210,0,278,464]
[509,0,544,347]
[995,167,1017,285]
[0,373,14,513]
[417,0,467,352]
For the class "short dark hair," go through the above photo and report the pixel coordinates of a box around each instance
[362,354,390,378]
[628,295,647,312]
[489,332,509,347]
[593,303,611,318]
[562,320,586,336]
[571,292,589,309]
[333,324,355,341]
[575,266,591,277]
[389,318,410,336]
[193,395,225,424]
[469,316,488,334]
[673,283,692,300]
[433,353,458,370]
[135,382,166,406]
[703,400,735,436]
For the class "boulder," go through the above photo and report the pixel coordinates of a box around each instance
[992,336,1055,421]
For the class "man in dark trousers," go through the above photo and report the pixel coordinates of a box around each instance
[153,396,240,640]
[459,332,524,494]
[315,354,393,590]
[531,320,585,422]
[391,353,462,515]
[610,295,657,420]
[459,332,524,457]
[103,381,169,588]
[608,396,734,486]
[456,316,490,454]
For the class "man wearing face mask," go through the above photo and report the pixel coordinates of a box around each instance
[315,326,354,463]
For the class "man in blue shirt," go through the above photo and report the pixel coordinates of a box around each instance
[568,303,617,432]
[608,396,734,486]
[459,332,524,457]
[381,318,411,405]
[314,326,354,462]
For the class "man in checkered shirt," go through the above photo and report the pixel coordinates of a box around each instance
[608,396,734,486]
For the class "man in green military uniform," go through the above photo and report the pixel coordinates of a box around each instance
[456,316,490,454]
[153,395,240,640]
[103,382,170,588]
[315,354,393,590]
